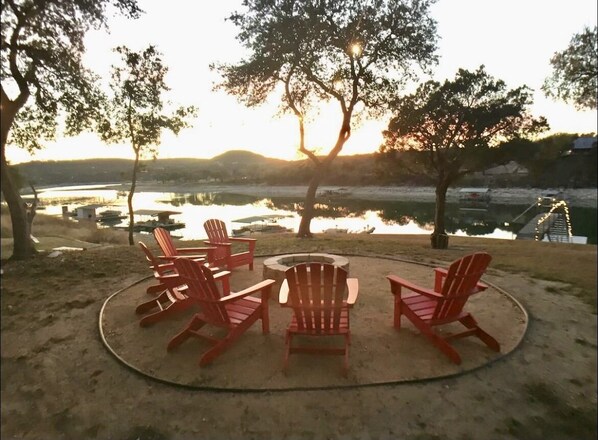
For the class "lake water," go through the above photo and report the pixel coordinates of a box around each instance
[27,184,597,244]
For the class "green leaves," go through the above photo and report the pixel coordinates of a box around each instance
[382,66,549,179]
[100,45,197,158]
[216,0,439,118]
[542,26,597,111]
[1,0,142,151]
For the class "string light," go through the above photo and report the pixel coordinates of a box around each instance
[534,200,572,242]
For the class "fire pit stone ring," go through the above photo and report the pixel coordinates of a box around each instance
[262,253,350,296]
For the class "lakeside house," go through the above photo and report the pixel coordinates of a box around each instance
[563,136,598,156]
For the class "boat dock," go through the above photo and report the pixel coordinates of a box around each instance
[516,213,558,240]
[515,198,573,242]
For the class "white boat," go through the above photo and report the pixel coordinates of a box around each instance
[319,187,352,198]
[131,210,185,232]
[323,227,349,234]
[232,214,293,236]
[458,188,492,203]
[97,209,127,223]
[232,223,292,236]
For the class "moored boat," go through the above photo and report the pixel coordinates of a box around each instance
[131,210,185,232]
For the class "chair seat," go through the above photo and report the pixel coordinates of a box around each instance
[402,293,469,324]
[225,296,262,325]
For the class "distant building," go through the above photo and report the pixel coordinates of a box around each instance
[483,161,529,177]
[569,136,597,155]
[75,204,103,220]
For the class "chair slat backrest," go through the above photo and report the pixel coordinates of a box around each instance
[203,219,231,263]
[285,263,348,334]
[204,219,230,244]
[138,241,172,277]
[173,258,230,326]
[153,227,177,257]
[434,252,492,320]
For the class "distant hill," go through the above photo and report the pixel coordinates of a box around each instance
[13,150,386,187]
[13,137,596,188]
[13,151,292,187]
[212,150,285,165]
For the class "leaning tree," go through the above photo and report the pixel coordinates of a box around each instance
[100,45,196,245]
[542,25,598,111]
[0,0,141,259]
[215,0,439,237]
[380,66,548,249]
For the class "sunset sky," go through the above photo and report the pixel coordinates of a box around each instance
[6,0,598,164]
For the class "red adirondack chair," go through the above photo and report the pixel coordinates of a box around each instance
[153,227,229,293]
[387,252,500,364]
[167,258,275,366]
[203,219,256,271]
[153,227,215,264]
[279,262,359,376]
[135,241,193,327]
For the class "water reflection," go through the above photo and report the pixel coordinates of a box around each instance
[27,185,597,244]
[161,192,260,207]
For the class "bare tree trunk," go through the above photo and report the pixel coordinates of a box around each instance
[127,151,140,246]
[431,180,450,249]
[296,115,351,238]
[0,95,37,260]
[296,170,323,238]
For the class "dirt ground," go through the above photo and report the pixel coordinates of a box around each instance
[1,243,596,440]
[100,257,525,390]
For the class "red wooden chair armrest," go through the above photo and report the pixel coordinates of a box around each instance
[219,279,275,303]
[156,273,179,282]
[177,247,216,261]
[212,270,232,281]
[150,262,175,270]
[346,278,359,306]
[387,275,443,299]
[279,279,290,305]
[204,240,232,248]
[177,247,216,253]
[229,237,257,243]
[159,255,206,262]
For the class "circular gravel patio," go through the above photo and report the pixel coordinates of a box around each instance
[99,255,528,391]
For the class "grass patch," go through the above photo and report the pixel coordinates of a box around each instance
[255,234,597,311]
[2,215,596,311]
[2,211,129,245]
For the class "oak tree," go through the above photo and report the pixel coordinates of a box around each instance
[215,0,439,237]
[542,26,597,110]
[381,66,548,249]
[1,0,141,259]
[100,45,196,245]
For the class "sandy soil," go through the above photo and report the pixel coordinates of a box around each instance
[100,257,526,390]
[124,182,598,208]
[1,247,596,440]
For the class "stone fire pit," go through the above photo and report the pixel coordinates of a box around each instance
[262,253,350,297]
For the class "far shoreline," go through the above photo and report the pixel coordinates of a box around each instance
[24,181,597,209]
[118,182,597,209]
